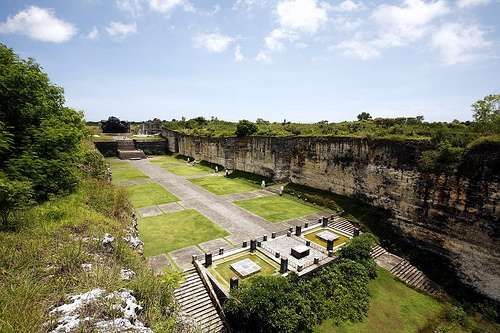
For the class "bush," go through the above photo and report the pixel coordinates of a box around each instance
[0,174,33,227]
[235,120,258,137]
[338,233,378,279]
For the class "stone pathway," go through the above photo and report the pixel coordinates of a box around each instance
[221,189,273,202]
[131,159,284,244]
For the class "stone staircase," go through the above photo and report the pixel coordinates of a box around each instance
[329,217,356,236]
[117,140,146,160]
[370,244,387,259]
[389,259,440,295]
[174,269,225,333]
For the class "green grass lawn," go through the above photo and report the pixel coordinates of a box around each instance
[127,182,178,208]
[235,195,319,222]
[150,155,214,176]
[138,209,229,256]
[107,159,148,184]
[314,268,444,333]
[304,228,350,248]
[208,252,279,289]
[190,176,260,195]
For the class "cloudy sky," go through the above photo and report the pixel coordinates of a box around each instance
[0,0,498,122]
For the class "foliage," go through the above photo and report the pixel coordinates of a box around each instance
[357,112,372,121]
[0,43,86,201]
[338,233,378,279]
[419,141,464,173]
[0,179,181,332]
[0,173,33,227]
[235,119,258,137]
[472,94,500,135]
[224,236,377,333]
[101,116,130,133]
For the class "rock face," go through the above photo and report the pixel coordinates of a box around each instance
[162,129,500,303]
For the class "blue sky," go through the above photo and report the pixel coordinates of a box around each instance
[0,0,498,122]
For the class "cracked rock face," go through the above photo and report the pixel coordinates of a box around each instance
[48,289,152,333]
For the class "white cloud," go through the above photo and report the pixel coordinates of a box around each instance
[431,22,491,64]
[265,28,298,51]
[276,0,328,33]
[106,21,137,39]
[195,32,234,53]
[235,45,245,62]
[336,40,381,60]
[255,50,272,62]
[331,0,364,12]
[333,16,363,31]
[148,0,194,14]
[456,0,491,8]
[0,6,76,43]
[116,0,143,16]
[233,0,269,11]
[86,26,99,40]
[372,0,449,46]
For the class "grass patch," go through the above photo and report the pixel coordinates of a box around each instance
[235,195,319,222]
[304,227,350,248]
[190,176,260,195]
[107,159,148,184]
[314,268,444,333]
[127,182,178,208]
[208,252,279,289]
[150,155,214,176]
[138,209,229,256]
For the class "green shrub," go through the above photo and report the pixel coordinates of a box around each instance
[235,120,258,137]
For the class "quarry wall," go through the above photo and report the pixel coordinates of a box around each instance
[162,128,500,303]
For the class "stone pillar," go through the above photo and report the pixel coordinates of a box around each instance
[261,180,266,189]
[215,166,218,173]
[330,214,335,220]
[225,169,229,176]
[295,225,302,236]
[287,230,291,237]
[271,232,276,239]
[314,257,320,264]
[353,228,360,237]
[230,276,239,290]
[257,241,262,247]
[205,253,212,267]
[328,250,334,257]
[263,234,267,241]
[322,216,328,227]
[250,239,257,252]
[219,247,224,255]
[192,254,197,263]
[242,241,248,248]
[297,264,303,272]
[275,252,280,258]
[306,240,311,246]
[327,239,334,252]
[304,222,309,228]
[279,185,284,196]
[280,258,288,273]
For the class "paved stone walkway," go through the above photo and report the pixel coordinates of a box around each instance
[131,160,284,244]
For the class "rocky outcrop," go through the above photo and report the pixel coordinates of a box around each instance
[162,129,500,303]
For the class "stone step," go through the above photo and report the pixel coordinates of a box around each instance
[118,149,146,160]
[178,292,211,308]
[182,298,213,314]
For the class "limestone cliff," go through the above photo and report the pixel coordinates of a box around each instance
[162,129,500,303]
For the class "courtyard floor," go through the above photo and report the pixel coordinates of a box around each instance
[108,156,333,271]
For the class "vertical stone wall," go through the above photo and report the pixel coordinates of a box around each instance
[162,128,500,303]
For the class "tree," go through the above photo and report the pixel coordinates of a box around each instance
[472,94,500,135]
[357,112,372,121]
[0,174,33,227]
[0,43,85,201]
[339,233,378,279]
[235,120,257,137]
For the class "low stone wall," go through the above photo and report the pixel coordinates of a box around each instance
[94,141,118,157]
[94,140,168,156]
[161,128,500,303]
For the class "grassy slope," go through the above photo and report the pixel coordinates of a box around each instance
[190,176,260,195]
[315,268,443,333]
[235,195,320,222]
[138,209,229,256]
[0,179,180,333]
[127,182,178,208]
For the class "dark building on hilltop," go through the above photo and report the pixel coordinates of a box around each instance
[101,116,130,133]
